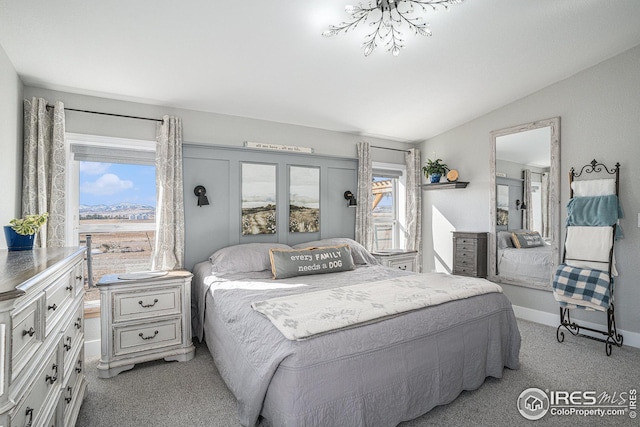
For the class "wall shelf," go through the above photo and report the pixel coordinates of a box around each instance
[421,181,469,190]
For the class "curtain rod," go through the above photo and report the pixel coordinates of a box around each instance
[46,104,163,123]
[370,145,410,153]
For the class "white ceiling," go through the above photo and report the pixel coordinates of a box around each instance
[1,0,640,143]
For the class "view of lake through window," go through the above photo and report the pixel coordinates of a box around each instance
[79,161,156,303]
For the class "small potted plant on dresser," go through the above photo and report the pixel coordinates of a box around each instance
[3,212,48,251]
[423,158,448,183]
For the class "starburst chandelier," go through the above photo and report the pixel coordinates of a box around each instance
[323,0,464,57]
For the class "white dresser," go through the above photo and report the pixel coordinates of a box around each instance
[371,250,419,272]
[0,247,87,427]
[96,271,195,378]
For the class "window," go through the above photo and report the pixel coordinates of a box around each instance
[372,163,406,251]
[66,134,156,315]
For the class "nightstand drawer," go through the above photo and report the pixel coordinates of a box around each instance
[387,259,416,271]
[113,286,182,322]
[114,318,182,356]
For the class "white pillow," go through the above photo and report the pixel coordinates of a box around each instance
[571,179,615,196]
[209,243,292,274]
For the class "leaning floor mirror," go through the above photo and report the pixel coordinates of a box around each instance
[489,117,560,290]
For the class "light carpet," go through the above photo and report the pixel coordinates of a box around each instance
[76,320,639,427]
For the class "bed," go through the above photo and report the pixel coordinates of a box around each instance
[496,230,553,283]
[192,238,521,427]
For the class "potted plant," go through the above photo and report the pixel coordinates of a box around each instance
[3,212,48,251]
[422,159,448,183]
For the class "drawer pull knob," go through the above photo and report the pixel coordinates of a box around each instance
[66,285,74,291]
[75,317,82,329]
[76,275,83,280]
[48,304,57,311]
[65,386,73,404]
[139,298,159,308]
[398,265,407,270]
[64,336,72,351]
[45,364,58,384]
[139,330,159,340]
[76,360,83,373]
[25,407,34,427]
[22,327,36,337]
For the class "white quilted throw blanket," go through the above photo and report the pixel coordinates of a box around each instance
[251,273,503,340]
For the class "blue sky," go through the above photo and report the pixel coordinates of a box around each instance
[80,162,156,206]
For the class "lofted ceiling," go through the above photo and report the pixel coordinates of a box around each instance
[1,0,640,143]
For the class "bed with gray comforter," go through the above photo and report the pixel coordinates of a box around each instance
[192,242,521,427]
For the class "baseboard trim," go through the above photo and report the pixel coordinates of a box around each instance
[512,305,640,350]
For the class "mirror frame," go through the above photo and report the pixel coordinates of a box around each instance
[489,117,561,290]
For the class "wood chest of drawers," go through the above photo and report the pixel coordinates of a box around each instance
[96,270,195,378]
[452,232,488,278]
[0,247,87,427]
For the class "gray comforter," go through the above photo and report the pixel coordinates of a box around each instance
[192,263,521,427]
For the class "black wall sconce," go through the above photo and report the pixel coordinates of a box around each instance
[344,191,357,208]
[516,199,527,210]
[194,185,210,207]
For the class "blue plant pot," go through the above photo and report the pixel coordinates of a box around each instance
[429,173,442,183]
[3,226,35,251]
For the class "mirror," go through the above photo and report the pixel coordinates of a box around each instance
[489,117,560,290]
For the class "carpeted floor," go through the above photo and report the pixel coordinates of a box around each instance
[76,320,639,427]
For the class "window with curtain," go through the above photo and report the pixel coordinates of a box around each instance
[371,163,406,251]
[66,134,157,314]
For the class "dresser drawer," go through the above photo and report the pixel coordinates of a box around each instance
[62,348,84,422]
[44,273,75,333]
[114,318,182,356]
[456,241,477,253]
[455,249,477,264]
[11,349,60,427]
[62,303,84,374]
[11,296,43,379]
[113,286,182,323]
[454,265,478,276]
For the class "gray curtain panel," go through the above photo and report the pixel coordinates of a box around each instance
[22,98,66,247]
[355,141,373,251]
[405,148,422,271]
[152,115,185,270]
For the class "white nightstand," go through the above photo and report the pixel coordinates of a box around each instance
[96,270,195,378]
[371,250,419,272]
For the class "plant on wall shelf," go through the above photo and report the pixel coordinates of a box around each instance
[422,159,448,183]
[9,212,49,235]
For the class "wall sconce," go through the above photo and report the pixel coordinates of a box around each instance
[344,191,357,208]
[194,185,210,207]
[516,199,527,210]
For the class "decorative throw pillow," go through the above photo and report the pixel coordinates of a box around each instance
[511,231,544,249]
[269,245,355,279]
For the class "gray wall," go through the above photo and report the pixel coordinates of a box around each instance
[0,43,23,248]
[18,87,407,269]
[420,44,640,334]
[184,144,357,270]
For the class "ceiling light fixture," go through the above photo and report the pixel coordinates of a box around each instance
[323,0,464,57]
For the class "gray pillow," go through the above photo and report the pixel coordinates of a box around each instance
[269,245,355,279]
[292,238,378,265]
[511,231,544,249]
[497,231,515,249]
[209,243,292,274]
